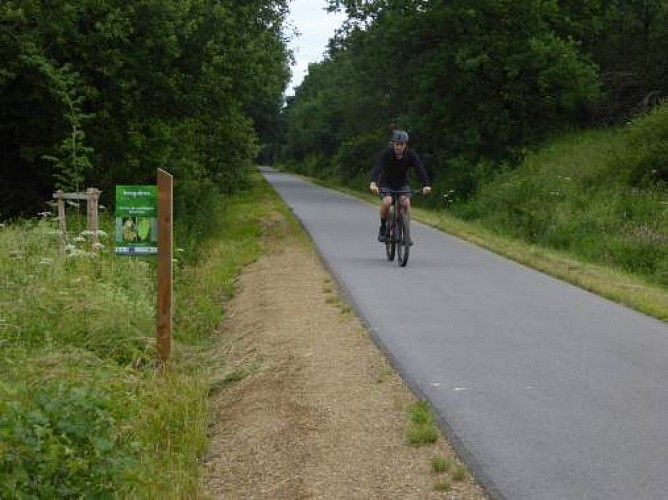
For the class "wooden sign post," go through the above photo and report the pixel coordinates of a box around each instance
[156,169,173,367]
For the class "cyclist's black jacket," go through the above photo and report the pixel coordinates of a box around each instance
[371,147,429,189]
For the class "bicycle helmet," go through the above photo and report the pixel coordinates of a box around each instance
[391,130,409,143]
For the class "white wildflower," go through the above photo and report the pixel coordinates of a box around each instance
[80,229,108,239]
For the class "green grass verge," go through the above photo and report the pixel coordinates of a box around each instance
[415,206,667,322]
[0,172,282,497]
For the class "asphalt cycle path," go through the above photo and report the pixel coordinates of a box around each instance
[261,167,668,500]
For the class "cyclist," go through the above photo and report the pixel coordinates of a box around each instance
[369,130,431,242]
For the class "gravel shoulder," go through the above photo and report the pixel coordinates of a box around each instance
[201,211,488,499]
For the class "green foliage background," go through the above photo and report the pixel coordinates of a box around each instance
[0,0,290,257]
[281,0,666,193]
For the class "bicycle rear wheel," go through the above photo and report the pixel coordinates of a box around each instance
[397,210,410,267]
[385,207,396,262]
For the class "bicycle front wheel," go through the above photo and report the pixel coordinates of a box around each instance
[385,207,396,262]
[397,210,410,267]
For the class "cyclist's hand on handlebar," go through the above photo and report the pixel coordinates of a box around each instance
[422,186,432,195]
[370,182,379,195]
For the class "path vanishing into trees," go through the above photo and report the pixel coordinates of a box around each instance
[261,167,668,500]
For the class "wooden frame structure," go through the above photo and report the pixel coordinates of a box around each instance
[53,188,101,245]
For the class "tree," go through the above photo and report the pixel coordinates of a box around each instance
[283,0,604,197]
[0,0,291,223]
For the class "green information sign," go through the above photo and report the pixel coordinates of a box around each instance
[115,185,158,255]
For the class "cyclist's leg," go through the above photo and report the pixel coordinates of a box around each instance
[378,190,392,242]
[380,194,392,220]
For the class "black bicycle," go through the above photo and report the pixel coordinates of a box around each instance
[381,188,421,267]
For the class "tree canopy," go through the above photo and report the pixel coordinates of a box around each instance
[281,0,666,198]
[3,0,665,220]
[0,0,291,220]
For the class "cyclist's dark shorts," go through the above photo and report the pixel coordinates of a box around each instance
[379,183,411,198]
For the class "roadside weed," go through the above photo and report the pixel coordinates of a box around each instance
[452,464,468,482]
[408,401,439,446]
[431,455,452,473]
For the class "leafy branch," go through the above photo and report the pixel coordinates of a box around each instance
[21,49,93,192]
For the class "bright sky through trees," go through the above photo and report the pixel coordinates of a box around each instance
[286,0,344,95]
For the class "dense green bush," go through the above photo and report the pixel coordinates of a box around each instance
[333,131,386,185]
[0,379,142,498]
[615,102,668,187]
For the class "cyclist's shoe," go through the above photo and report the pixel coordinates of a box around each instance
[377,225,386,242]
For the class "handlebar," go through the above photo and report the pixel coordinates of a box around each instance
[379,188,425,197]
